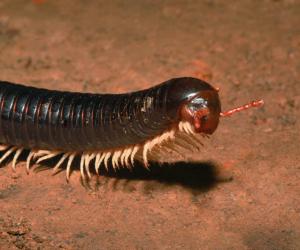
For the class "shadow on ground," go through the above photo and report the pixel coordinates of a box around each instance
[1,150,230,195]
[98,161,225,194]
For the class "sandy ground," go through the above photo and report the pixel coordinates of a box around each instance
[0,0,299,249]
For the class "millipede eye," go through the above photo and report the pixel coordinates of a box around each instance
[201,115,208,121]
[187,96,207,110]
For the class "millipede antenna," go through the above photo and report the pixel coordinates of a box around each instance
[220,100,264,117]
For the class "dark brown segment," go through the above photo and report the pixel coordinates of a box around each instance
[0,77,220,151]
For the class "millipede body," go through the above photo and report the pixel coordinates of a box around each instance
[0,77,263,180]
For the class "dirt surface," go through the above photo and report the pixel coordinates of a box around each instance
[0,0,299,249]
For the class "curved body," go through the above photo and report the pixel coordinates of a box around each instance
[0,77,220,152]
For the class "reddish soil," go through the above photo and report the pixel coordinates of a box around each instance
[0,1,299,249]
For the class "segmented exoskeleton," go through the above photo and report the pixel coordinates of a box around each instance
[0,77,263,181]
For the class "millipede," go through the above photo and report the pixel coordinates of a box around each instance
[0,77,263,181]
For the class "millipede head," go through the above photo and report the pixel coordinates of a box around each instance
[179,81,264,135]
[180,89,221,134]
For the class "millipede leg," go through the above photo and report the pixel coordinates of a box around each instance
[0,146,17,165]
[0,145,9,151]
[124,148,133,168]
[143,141,152,168]
[95,153,105,174]
[33,150,51,160]
[12,148,23,171]
[130,146,139,166]
[52,153,69,175]
[36,152,60,164]
[26,151,35,174]
[120,149,128,167]
[66,153,75,181]
[84,153,95,179]
[112,150,122,170]
[80,155,86,180]
[173,137,195,151]
[104,152,111,171]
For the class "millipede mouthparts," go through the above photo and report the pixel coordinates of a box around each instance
[0,77,263,181]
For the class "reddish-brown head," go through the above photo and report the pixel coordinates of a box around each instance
[172,77,263,135]
[180,89,221,134]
